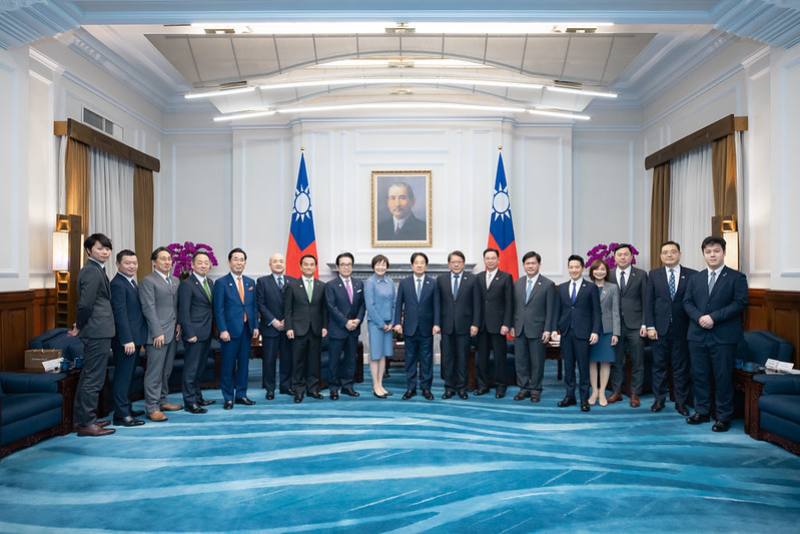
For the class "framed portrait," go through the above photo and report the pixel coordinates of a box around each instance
[371,170,432,248]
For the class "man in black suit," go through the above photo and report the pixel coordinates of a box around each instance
[377,182,427,242]
[284,254,328,403]
[511,251,556,403]
[325,252,366,399]
[256,252,294,399]
[554,254,601,412]
[684,236,748,432]
[608,243,649,407]
[394,252,440,400]
[645,240,697,416]
[71,233,116,436]
[178,251,215,414]
[436,250,480,399]
[109,249,147,427]
[476,248,514,398]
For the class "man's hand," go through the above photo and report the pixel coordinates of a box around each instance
[219,331,231,342]
[286,329,295,340]
[185,336,198,344]
[589,333,599,345]
[647,328,658,341]
[611,335,619,346]
[393,325,403,334]
[541,331,551,344]
[154,334,165,348]
[470,325,478,337]
[500,325,510,336]
[252,328,260,339]
[383,323,393,332]
[271,319,285,331]
[346,319,359,331]
[432,326,441,335]
[68,324,79,337]
[123,342,136,355]
[699,315,715,329]
[322,328,328,338]
[639,325,648,337]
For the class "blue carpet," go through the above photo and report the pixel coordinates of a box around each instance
[1,362,799,533]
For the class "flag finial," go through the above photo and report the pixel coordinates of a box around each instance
[300,146,305,152]
[498,145,503,151]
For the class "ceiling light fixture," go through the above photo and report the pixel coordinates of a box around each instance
[213,109,276,122]
[257,77,544,92]
[185,86,256,100]
[546,86,617,98]
[529,108,590,120]
[411,22,613,34]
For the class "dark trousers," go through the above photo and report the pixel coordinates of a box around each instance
[262,334,292,393]
[220,332,251,402]
[111,342,142,419]
[689,340,735,422]
[514,335,546,393]
[75,337,112,427]
[611,327,645,395]
[562,332,590,402]
[652,325,691,405]
[441,332,469,393]
[292,332,321,395]
[182,338,210,405]
[476,330,508,390]
[404,334,433,391]
[328,334,357,392]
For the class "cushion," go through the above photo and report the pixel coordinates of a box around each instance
[740,331,794,365]
[0,407,62,446]
[0,393,62,425]
[29,327,84,362]
[760,411,800,444]
[759,394,800,425]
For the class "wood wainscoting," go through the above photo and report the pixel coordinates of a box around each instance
[745,288,800,366]
[0,288,57,371]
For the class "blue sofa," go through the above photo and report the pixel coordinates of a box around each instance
[738,330,795,366]
[753,374,800,455]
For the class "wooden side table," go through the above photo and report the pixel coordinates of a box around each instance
[734,368,764,438]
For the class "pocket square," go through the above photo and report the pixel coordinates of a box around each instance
[357,289,363,293]
[248,286,254,291]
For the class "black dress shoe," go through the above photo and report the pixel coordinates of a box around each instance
[422,390,434,401]
[651,399,665,412]
[475,387,490,396]
[199,398,216,406]
[496,387,507,398]
[458,391,469,400]
[330,390,339,400]
[265,392,275,400]
[514,391,530,401]
[712,421,731,432]
[130,409,145,417]
[686,413,711,425]
[557,397,577,407]
[373,390,388,399]
[675,404,690,417]
[235,397,256,406]
[342,388,360,397]
[223,400,234,410]
[294,395,303,403]
[308,391,323,399]
[580,402,591,412]
[185,403,208,414]
[113,415,145,427]
[442,390,455,400]
[402,389,417,400]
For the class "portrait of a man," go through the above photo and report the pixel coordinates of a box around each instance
[372,171,432,247]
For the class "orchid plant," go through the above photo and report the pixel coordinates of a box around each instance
[166,241,219,279]
[585,242,639,270]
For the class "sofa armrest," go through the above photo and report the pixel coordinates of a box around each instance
[0,372,63,394]
[753,374,800,395]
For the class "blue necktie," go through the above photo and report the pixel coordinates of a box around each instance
[416,278,422,300]
[571,281,577,304]
[525,278,534,303]
[708,271,717,295]
[619,271,627,294]
[452,274,460,298]
[668,269,676,300]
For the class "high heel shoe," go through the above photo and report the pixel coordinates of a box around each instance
[373,390,388,399]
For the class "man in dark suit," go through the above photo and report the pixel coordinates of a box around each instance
[394,252,440,400]
[325,252,366,400]
[213,248,259,410]
[436,250,480,399]
[285,254,328,403]
[511,251,556,403]
[608,243,649,407]
[476,248,514,398]
[554,254,601,412]
[377,182,427,242]
[109,249,147,427]
[178,250,215,414]
[645,240,697,416]
[256,252,294,399]
[684,236,748,432]
[71,233,116,436]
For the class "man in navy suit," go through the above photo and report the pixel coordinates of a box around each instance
[213,248,259,410]
[645,240,697,416]
[554,254,601,412]
[394,252,441,400]
[326,252,366,400]
[109,249,147,427]
[256,253,294,400]
[178,251,215,414]
[436,250,480,400]
[475,248,513,398]
[684,236,748,432]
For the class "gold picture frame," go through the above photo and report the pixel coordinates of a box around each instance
[371,170,432,248]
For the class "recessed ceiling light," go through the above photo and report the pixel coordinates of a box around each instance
[213,110,276,122]
[529,108,590,120]
[546,86,617,98]
[185,86,256,100]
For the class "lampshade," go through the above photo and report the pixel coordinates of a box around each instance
[52,231,69,271]
[723,230,739,271]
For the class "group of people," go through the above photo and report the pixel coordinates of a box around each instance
[70,233,747,437]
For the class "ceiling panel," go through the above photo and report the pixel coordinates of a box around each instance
[356,35,401,55]
[232,37,280,77]
[484,36,526,70]
[442,36,487,61]
[400,35,445,55]
[562,35,614,82]
[146,34,201,84]
[602,34,655,83]
[522,36,569,78]
[314,36,359,62]
[274,36,317,70]
[188,37,239,82]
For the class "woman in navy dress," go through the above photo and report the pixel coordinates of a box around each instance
[588,259,620,406]
[364,254,396,398]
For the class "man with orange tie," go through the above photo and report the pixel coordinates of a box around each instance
[213,248,260,410]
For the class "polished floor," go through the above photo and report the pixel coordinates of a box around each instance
[1,362,799,533]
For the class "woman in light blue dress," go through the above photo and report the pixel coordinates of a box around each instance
[588,259,620,406]
[364,254,396,398]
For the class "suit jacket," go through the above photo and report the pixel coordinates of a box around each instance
[139,271,179,344]
[477,270,513,334]
[256,274,295,337]
[394,275,440,337]
[377,213,427,242]
[325,277,366,339]
[212,273,257,339]
[645,265,697,336]
[554,278,602,340]
[609,266,648,330]
[436,272,481,335]
[284,277,328,337]
[110,273,147,347]
[597,282,621,337]
[683,266,748,344]
[513,275,556,339]
[178,273,214,342]
[76,260,115,339]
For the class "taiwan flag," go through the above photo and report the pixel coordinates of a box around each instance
[285,153,319,278]
[487,153,519,279]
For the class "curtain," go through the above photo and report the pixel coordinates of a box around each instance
[649,163,671,269]
[712,134,738,218]
[669,145,714,270]
[65,138,90,235]
[133,166,155,279]
[89,149,135,278]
